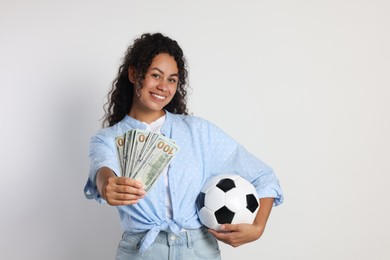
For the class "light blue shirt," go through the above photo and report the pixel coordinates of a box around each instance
[84,111,283,253]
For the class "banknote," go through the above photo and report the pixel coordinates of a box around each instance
[115,130,179,191]
[125,129,149,178]
[115,136,125,174]
[132,135,179,190]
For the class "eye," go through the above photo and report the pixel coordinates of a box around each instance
[151,73,161,79]
[168,77,178,84]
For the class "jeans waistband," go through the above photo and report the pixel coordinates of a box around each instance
[123,226,210,247]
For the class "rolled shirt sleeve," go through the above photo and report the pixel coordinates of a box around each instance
[84,130,121,202]
[204,120,283,206]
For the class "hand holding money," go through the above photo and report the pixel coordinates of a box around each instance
[115,129,180,192]
[96,166,146,206]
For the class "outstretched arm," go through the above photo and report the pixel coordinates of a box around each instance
[209,197,274,247]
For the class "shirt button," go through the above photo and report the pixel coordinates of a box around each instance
[170,235,176,241]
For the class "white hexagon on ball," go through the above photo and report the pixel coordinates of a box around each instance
[204,186,226,212]
[225,187,247,213]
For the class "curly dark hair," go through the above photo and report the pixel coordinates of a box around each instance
[102,33,189,127]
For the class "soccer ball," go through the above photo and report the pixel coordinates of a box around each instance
[196,174,260,230]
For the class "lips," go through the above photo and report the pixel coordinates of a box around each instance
[151,93,166,101]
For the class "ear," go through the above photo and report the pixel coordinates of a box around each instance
[128,66,136,84]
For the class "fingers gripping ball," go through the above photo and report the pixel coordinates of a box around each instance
[196,174,260,230]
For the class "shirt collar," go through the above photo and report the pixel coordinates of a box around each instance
[161,110,173,136]
[122,110,174,136]
[122,115,148,130]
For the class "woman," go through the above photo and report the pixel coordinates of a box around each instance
[84,32,283,259]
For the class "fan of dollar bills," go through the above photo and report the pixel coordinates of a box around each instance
[115,129,180,191]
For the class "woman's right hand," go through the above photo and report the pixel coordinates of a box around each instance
[96,167,146,206]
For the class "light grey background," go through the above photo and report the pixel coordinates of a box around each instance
[1,0,389,259]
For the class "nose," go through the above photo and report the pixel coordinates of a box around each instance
[156,80,168,92]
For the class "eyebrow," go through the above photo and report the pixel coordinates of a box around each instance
[151,67,179,77]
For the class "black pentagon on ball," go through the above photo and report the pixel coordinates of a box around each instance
[196,192,206,210]
[216,178,236,192]
[246,194,259,213]
[215,206,235,224]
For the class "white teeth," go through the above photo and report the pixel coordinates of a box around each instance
[152,93,166,100]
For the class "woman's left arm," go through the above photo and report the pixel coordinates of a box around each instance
[209,197,274,247]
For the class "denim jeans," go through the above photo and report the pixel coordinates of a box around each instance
[116,227,221,260]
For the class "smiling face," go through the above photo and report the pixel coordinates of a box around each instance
[128,53,179,123]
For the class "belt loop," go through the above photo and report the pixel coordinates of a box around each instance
[186,230,192,249]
